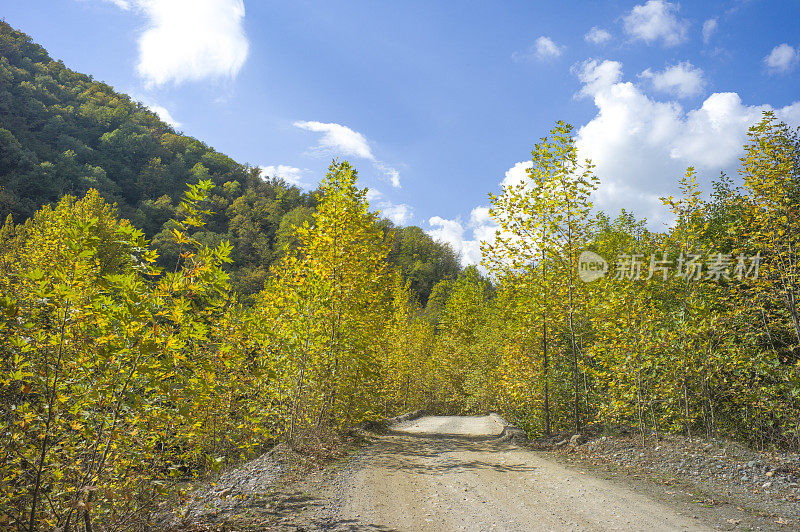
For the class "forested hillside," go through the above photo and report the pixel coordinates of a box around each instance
[2,20,800,532]
[0,21,459,302]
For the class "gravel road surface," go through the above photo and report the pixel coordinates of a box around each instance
[310,415,711,531]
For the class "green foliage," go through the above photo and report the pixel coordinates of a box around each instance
[483,121,598,433]
[385,225,461,305]
[431,267,495,412]
[254,161,393,444]
[0,22,456,303]
[467,114,800,450]
[4,20,799,528]
[0,184,277,529]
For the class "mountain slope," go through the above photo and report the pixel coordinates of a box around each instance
[0,21,460,300]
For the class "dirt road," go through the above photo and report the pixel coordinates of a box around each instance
[300,415,713,531]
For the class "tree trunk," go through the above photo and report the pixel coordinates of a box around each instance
[543,316,550,436]
[542,248,551,436]
[569,275,580,434]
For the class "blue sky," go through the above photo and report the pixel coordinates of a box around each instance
[2,0,799,264]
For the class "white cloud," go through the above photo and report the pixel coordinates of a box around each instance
[501,161,533,188]
[365,188,412,224]
[428,58,800,266]
[574,59,623,98]
[669,93,773,166]
[764,43,799,74]
[104,0,249,87]
[365,187,412,224]
[468,206,499,250]
[260,165,312,189]
[428,217,466,256]
[535,36,564,59]
[622,0,689,47]
[639,61,705,98]
[585,27,612,45]
[512,36,564,62]
[427,207,499,267]
[376,162,401,188]
[294,120,401,187]
[574,59,800,227]
[146,103,181,128]
[702,18,718,44]
[294,121,374,160]
[379,202,414,225]
[365,188,383,202]
[130,93,181,127]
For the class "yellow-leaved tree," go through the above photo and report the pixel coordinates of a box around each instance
[483,121,597,434]
[256,161,392,445]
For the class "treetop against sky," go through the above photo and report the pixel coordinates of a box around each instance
[1,0,798,264]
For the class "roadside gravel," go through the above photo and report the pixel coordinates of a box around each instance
[561,430,800,530]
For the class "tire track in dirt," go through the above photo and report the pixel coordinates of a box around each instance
[305,415,712,531]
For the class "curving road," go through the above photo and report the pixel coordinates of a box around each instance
[313,415,711,531]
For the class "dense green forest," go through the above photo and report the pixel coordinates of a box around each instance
[0,21,459,304]
[1,21,799,531]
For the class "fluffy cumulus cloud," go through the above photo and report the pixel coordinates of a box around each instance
[574,59,624,98]
[105,0,249,87]
[702,18,718,44]
[146,103,181,128]
[639,61,705,98]
[294,121,401,188]
[585,27,612,45]
[427,217,468,260]
[427,160,542,266]
[429,60,800,266]
[622,0,689,47]
[260,165,311,189]
[364,188,412,224]
[379,202,414,225]
[501,161,533,188]
[428,206,497,267]
[764,43,799,74]
[294,121,374,160]
[534,36,564,59]
[427,160,544,266]
[574,59,800,226]
[513,36,564,62]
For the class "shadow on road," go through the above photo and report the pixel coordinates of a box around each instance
[177,486,401,531]
[363,433,538,475]
[177,429,534,530]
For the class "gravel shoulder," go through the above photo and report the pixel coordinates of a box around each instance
[556,430,800,530]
